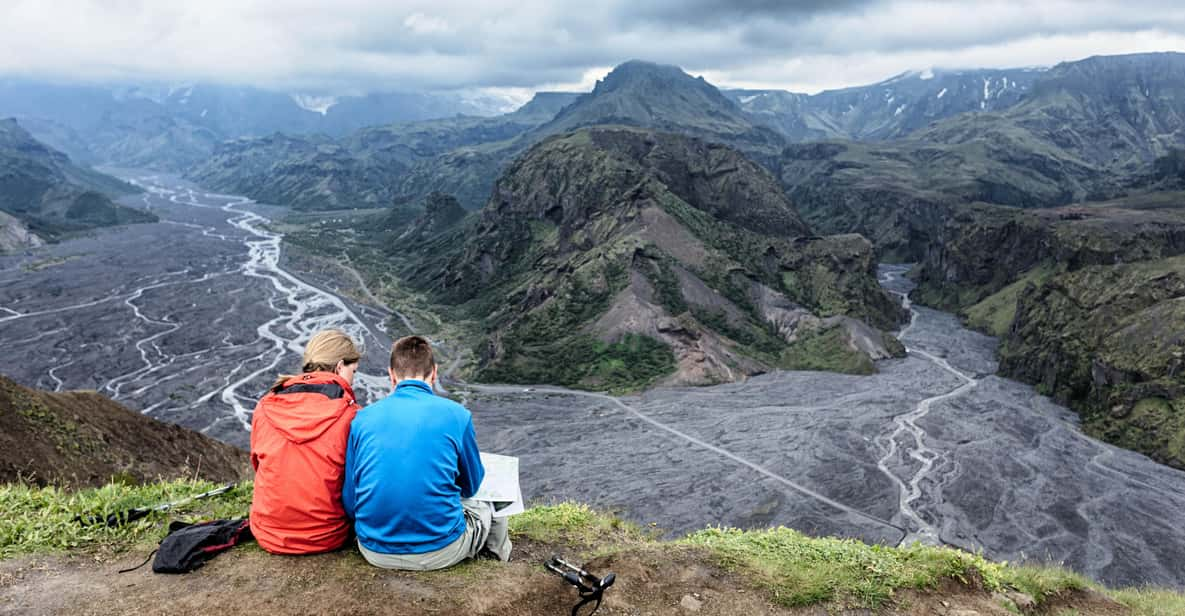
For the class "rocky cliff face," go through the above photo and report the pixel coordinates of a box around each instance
[914,198,1185,312]
[0,210,43,252]
[400,128,904,389]
[1000,256,1185,470]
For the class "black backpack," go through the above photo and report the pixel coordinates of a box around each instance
[143,519,253,574]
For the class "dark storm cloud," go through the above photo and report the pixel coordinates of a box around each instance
[1,1,1184,96]
[619,0,882,26]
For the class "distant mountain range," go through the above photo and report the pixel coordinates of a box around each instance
[0,80,517,170]
[179,53,1185,226]
[725,66,1042,141]
[782,52,1185,258]
[0,118,151,248]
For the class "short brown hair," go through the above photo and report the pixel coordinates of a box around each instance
[390,335,435,378]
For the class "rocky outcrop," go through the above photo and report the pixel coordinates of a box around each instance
[395,192,467,243]
[401,127,904,389]
[0,210,43,252]
[0,375,249,487]
[914,198,1185,312]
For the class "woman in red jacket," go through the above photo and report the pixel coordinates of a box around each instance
[250,329,363,554]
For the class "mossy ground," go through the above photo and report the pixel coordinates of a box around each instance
[2,479,1175,614]
[778,325,875,375]
[963,265,1055,337]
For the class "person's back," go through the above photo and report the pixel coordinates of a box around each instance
[344,335,510,570]
[250,330,362,555]
[345,379,479,553]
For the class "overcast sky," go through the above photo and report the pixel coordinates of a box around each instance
[3,0,1185,101]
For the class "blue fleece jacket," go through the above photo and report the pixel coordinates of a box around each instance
[342,380,485,554]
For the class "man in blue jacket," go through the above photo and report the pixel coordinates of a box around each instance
[343,335,511,569]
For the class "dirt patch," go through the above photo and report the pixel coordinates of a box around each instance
[0,540,1133,616]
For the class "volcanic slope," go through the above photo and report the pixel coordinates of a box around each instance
[0,119,151,242]
[391,127,905,389]
[0,375,248,487]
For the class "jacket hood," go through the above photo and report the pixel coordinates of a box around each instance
[259,372,357,444]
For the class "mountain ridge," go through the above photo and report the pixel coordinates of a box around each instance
[0,118,153,243]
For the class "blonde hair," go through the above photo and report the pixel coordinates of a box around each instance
[271,329,362,391]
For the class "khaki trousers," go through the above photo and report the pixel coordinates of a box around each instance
[357,499,511,571]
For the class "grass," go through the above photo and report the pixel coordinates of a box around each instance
[779,325,875,375]
[509,502,648,547]
[1111,588,1185,616]
[3,485,1184,614]
[682,526,1011,608]
[0,479,252,559]
[963,264,1055,337]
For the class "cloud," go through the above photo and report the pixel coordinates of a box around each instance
[0,0,1183,95]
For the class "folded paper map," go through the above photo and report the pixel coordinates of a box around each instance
[474,452,524,518]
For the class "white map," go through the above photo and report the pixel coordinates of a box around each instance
[474,453,524,518]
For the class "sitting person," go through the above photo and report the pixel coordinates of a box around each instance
[343,335,511,570]
[249,329,362,554]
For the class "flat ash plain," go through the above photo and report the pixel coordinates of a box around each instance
[2,179,1184,589]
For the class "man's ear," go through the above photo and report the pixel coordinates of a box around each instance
[388,367,398,387]
[429,363,439,386]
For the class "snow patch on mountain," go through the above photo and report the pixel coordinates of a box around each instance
[290,94,339,115]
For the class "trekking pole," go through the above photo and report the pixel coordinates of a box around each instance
[76,482,239,528]
[545,555,616,616]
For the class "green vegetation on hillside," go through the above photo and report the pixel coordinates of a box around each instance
[962,265,1055,337]
[778,325,875,375]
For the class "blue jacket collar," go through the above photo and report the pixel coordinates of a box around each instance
[395,379,434,395]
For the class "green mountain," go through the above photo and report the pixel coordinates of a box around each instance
[383,127,903,389]
[0,374,247,486]
[0,118,151,242]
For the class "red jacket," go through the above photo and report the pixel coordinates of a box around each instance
[249,372,360,554]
